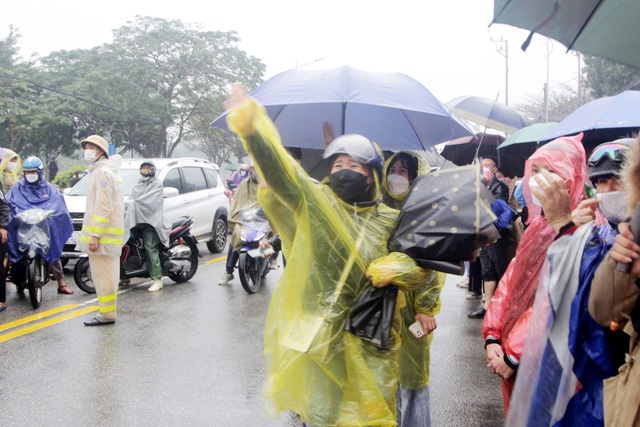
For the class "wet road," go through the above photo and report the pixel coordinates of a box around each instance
[0,246,503,426]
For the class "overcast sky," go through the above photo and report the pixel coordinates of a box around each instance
[3,0,581,108]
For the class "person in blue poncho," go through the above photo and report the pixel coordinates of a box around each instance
[6,156,74,295]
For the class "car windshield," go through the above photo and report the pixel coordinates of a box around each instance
[68,169,143,196]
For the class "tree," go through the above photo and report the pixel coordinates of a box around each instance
[39,16,264,159]
[583,55,640,98]
[514,81,589,124]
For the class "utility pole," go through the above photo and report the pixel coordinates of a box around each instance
[544,38,550,122]
[492,38,509,105]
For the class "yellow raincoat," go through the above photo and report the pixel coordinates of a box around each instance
[382,150,445,390]
[0,148,22,195]
[76,155,126,256]
[227,98,426,427]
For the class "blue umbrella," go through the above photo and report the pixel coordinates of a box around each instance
[446,95,530,134]
[541,91,640,143]
[210,66,473,151]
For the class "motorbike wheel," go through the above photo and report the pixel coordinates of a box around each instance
[239,252,261,294]
[168,240,199,283]
[27,258,42,309]
[74,257,96,294]
[206,218,228,254]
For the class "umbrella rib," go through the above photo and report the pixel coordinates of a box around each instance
[566,0,605,50]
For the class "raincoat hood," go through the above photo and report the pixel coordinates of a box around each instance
[382,151,430,207]
[0,148,23,194]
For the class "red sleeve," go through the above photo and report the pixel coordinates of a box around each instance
[503,307,533,361]
[482,258,514,341]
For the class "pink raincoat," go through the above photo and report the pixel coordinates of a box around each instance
[482,134,587,412]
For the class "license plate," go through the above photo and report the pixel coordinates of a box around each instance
[66,231,78,245]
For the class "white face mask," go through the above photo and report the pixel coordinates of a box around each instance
[528,174,549,207]
[84,150,97,162]
[240,170,247,177]
[387,173,410,196]
[25,173,38,183]
[597,191,628,224]
[6,162,17,172]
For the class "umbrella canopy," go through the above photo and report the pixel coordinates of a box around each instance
[446,95,530,134]
[498,122,558,150]
[440,132,506,171]
[493,0,640,69]
[541,91,640,147]
[210,66,473,151]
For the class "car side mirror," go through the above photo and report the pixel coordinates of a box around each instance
[163,187,179,198]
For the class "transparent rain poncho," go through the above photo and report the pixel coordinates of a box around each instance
[227,97,426,427]
[482,134,587,410]
[16,208,53,255]
[381,150,445,390]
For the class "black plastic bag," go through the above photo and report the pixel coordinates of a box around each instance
[345,284,398,350]
[389,164,499,264]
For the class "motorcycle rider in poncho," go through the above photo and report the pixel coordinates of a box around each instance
[129,161,170,292]
[224,84,428,427]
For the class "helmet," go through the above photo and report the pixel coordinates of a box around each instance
[323,134,384,176]
[80,135,110,158]
[587,138,634,184]
[22,156,44,172]
[140,160,156,176]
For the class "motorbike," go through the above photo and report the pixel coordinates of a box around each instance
[237,207,273,294]
[11,209,53,309]
[74,216,200,293]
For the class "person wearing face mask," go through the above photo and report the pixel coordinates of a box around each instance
[468,156,512,319]
[381,151,444,426]
[482,134,587,416]
[77,135,126,326]
[0,148,23,195]
[5,157,75,296]
[218,163,266,286]
[223,84,427,427]
[503,136,637,426]
[129,161,170,292]
[228,163,249,190]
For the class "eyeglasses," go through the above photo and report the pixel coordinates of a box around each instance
[588,143,629,166]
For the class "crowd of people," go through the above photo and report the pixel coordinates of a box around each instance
[1,87,638,426]
[220,84,638,427]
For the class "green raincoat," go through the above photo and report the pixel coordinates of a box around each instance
[227,98,427,427]
[382,150,445,390]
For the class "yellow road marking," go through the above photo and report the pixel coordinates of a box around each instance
[205,255,226,265]
[0,306,99,343]
[0,304,80,333]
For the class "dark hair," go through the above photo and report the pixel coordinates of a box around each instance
[285,147,302,161]
[387,153,419,181]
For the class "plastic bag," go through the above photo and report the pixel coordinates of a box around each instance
[345,284,398,350]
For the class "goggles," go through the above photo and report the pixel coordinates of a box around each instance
[587,143,629,166]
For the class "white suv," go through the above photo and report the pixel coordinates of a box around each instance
[62,157,229,260]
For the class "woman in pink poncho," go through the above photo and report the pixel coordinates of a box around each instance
[482,134,587,415]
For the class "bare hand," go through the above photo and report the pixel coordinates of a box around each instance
[223,84,249,111]
[323,121,335,149]
[610,222,640,275]
[485,343,504,364]
[571,199,599,227]
[0,228,7,244]
[258,240,273,258]
[89,235,100,252]
[488,355,516,380]
[416,313,437,334]
[531,168,573,233]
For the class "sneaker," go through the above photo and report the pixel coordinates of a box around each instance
[466,292,482,300]
[269,258,278,269]
[218,272,234,286]
[456,278,469,288]
[467,307,486,319]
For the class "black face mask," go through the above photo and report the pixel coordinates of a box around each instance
[330,169,372,204]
